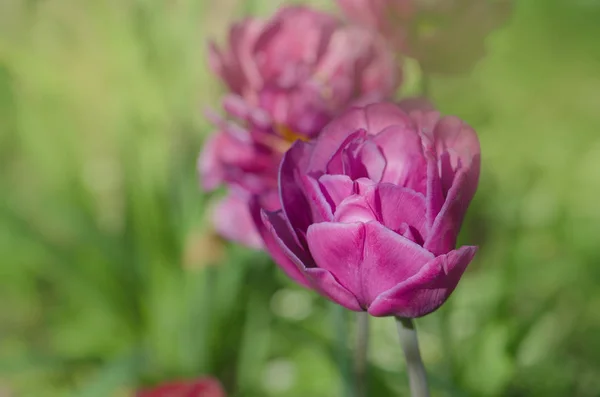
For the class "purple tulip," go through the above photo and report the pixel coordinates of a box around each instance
[254,103,480,318]
[337,0,513,74]
[200,5,400,248]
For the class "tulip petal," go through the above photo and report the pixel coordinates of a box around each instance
[318,174,354,212]
[197,133,226,191]
[306,222,366,306]
[371,184,427,240]
[309,108,368,172]
[310,103,414,172]
[305,268,363,311]
[433,115,481,214]
[299,174,334,222]
[424,169,468,256]
[251,200,312,288]
[213,192,263,249]
[357,140,386,182]
[279,140,315,240]
[325,129,367,175]
[362,222,435,305]
[368,245,476,318]
[364,102,413,135]
[334,195,378,223]
[372,125,427,191]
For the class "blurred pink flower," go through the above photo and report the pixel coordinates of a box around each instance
[337,0,513,74]
[254,103,480,318]
[201,5,401,248]
[136,377,225,397]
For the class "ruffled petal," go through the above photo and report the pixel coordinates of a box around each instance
[306,222,366,306]
[251,201,312,288]
[361,222,435,305]
[368,245,477,318]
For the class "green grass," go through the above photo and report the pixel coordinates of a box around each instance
[1,0,600,396]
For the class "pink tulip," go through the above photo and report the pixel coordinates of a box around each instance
[137,377,225,397]
[254,102,480,318]
[337,0,513,74]
[200,5,400,248]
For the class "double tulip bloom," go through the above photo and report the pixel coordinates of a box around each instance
[254,103,480,318]
[199,5,400,248]
[336,0,512,74]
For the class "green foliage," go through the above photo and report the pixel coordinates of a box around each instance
[1,0,600,396]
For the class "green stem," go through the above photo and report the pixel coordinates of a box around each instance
[396,317,430,397]
[354,312,369,397]
[332,304,354,397]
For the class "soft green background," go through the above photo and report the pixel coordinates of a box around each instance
[1,0,600,396]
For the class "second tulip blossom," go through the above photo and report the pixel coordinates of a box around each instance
[200,5,401,248]
[255,103,480,318]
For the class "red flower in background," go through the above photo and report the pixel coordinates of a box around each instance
[137,378,225,397]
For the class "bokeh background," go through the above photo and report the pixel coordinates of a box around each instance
[2,0,600,396]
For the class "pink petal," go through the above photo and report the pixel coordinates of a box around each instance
[334,195,378,223]
[252,203,312,288]
[299,174,334,222]
[306,222,366,306]
[318,174,354,212]
[371,184,427,241]
[357,140,386,182]
[361,222,435,306]
[325,129,367,175]
[279,140,315,238]
[372,125,427,191]
[424,169,468,256]
[213,192,263,249]
[433,115,481,211]
[310,104,414,174]
[368,245,477,318]
[305,268,362,311]
[363,102,413,135]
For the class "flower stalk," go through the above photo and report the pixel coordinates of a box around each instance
[396,317,430,397]
[354,312,370,397]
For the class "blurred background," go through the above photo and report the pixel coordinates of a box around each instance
[1,0,600,396]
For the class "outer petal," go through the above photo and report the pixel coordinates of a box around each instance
[361,222,435,306]
[424,169,468,256]
[279,140,315,239]
[433,115,481,208]
[299,174,334,222]
[306,222,366,306]
[305,268,362,311]
[253,6,338,85]
[363,101,414,135]
[229,19,264,90]
[368,245,477,318]
[251,200,312,288]
[212,192,263,249]
[197,132,226,191]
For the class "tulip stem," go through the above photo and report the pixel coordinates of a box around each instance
[332,304,354,397]
[354,312,369,397]
[395,317,430,397]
